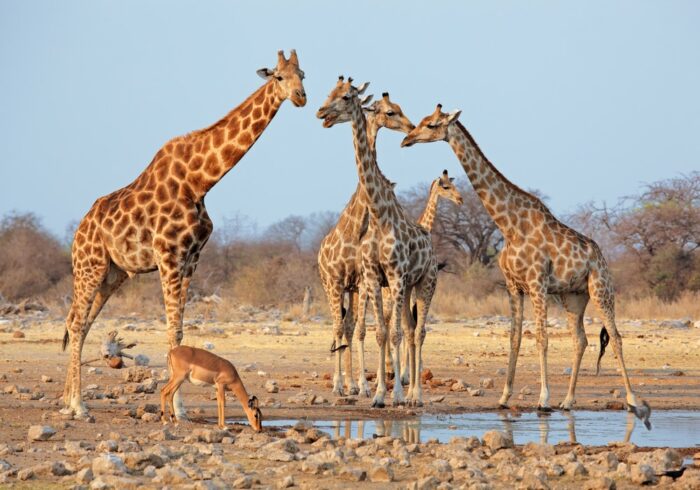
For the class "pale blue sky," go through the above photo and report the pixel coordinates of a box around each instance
[1,1,698,238]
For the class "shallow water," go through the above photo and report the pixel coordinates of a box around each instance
[238,410,700,447]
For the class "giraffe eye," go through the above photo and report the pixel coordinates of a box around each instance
[427,123,438,129]
[275,76,283,81]
[342,95,351,101]
[386,111,395,117]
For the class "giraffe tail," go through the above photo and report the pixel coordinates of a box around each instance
[596,325,610,375]
[62,329,69,351]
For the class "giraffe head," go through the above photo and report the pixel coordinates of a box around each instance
[257,50,307,107]
[400,104,462,147]
[316,76,370,127]
[433,169,463,205]
[364,92,415,134]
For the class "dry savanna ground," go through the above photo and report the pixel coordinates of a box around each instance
[1,306,699,489]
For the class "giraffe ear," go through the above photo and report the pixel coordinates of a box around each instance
[360,94,374,106]
[446,110,462,124]
[356,82,370,95]
[257,68,274,80]
[449,177,455,183]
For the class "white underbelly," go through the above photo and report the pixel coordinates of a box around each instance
[188,373,212,387]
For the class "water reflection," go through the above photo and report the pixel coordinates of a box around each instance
[253,410,699,448]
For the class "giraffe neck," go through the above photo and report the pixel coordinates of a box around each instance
[349,103,395,227]
[447,121,530,234]
[186,82,284,199]
[417,182,440,231]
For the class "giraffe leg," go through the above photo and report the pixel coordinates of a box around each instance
[388,277,407,407]
[157,256,190,419]
[400,290,416,386]
[529,283,551,411]
[559,292,590,410]
[356,284,371,397]
[498,285,524,408]
[589,268,651,429]
[410,272,436,407]
[368,275,388,408]
[63,265,126,407]
[344,291,360,395]
[63,256,113,417]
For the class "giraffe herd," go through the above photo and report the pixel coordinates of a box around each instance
[61,50,651,430]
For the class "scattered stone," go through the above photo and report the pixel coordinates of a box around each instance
[96,440,118,452]
[278,474,295,488]
[605,400,625,410]
[519,385,532,395]
[611,389,621,398]
[369,463,394,482]
[421,369,433,383]
[265,379,279,393]
[566,461,588,477]
[191,428,230,444]
[628,448,682,474]
[232,475,253,489]
[583,476,616,490]
[453,356,464,365]
[75,467,94,484]
[17,467,34,481]
[27,425,56,441]
[480,377,494,388]
[630,463,656,484]
[40,375,52,383]
[202,342,215,350]
[468,387,484,397]
[92,454,127,475]
[122,366,151,383]
[12,330,25,338]
[496,368,506,376]
[154,464,189,484]
[563,367,572,375]
[450,380,469,392]
[430,395,445,403]
[339,466,367,481]
[482,431,513,451]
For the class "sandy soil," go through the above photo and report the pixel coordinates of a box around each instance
[0,309,699,488]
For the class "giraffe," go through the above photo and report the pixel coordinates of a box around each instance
[317,92,415,397]
[393,169,463,384]
[317,78,438,407]
[401,105,651,428]
[61,50,306,418]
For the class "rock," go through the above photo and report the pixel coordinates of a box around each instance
[136,403,159,418]
[261,325,281,335]
[583,476,616,490]
[232,475,253,489]
[31,461,72,477]
[75,467,94,484]
[480,377,494,388]
[148,428,177,441]
[122,451,165,471]
[242,363,257,372]
[630,463,656,484]
[421,369,433,383]
[496,367,506,376]
[430,395,445,403]
[92,454,127,475]
[413,476,440,490]
[369,463,394,482]
[519,385,532,395]
[154,465,188,484]
[134,354,149,366]
[191,428,229,444]
[0,459,11,472]
[563,367,572,375]
[611,389,621,398]
[17,467,34,480]
[278,475,295,488]
[660,319,691,329]
[566,461,588,477]
[265,379,279,393]
[339,466,367,481]
[523,442,555,458]
[27,425,56,441]
[627,448,682,474]
[122,366,151,383]
[450,379,469,392]
[97,439,118,452]
[12,330,25,338]
[453,356,464,365]
[605,400,625,410]
[420,459,453,482]
[468,387,484,397]
[482,431,513,451]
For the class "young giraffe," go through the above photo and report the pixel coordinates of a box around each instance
[61,50,306,418]
[317,92,415,397]
[402,105,651,428]
[393,169,463,384]
[317,78,438,407]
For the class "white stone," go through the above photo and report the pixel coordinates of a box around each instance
[27,425,56,441]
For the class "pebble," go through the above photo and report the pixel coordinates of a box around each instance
[630,463,656,484]
[450,380,469,392]
[482,431,513,451]
[480,377,494,388]
[369,463,394,482]
[41,375,52,383]
[92,453,127,475]
[27,425,56,441]
[265,379,279,393]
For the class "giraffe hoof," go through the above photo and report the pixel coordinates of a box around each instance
[537,405,553,413]
[347,386,360,396]
[498,404,509,410]
[371,401,385,409]
[631,401,652,430]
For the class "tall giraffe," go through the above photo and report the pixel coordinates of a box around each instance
[317,78,438,407]
[62,50,306,418]
[317,92,414,397]
[402,105,651,428]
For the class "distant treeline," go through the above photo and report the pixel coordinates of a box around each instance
[1,172,697,310]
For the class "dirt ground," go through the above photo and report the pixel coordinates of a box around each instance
[1,309,699,488]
